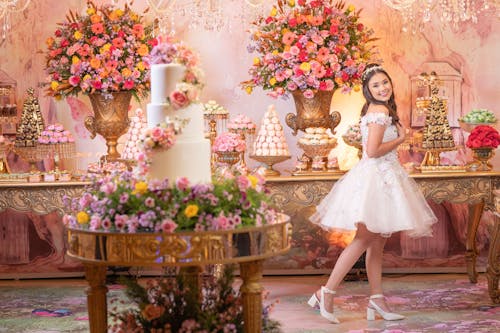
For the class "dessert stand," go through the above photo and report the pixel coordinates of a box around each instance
[250,154,290,177]
[292,141,338,176]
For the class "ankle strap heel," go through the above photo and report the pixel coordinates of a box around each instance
[367,294,405,321]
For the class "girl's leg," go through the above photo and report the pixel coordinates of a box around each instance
[366,235,393,312]
[320,224,378,312]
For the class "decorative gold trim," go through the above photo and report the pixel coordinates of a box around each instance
[67,220,292,266]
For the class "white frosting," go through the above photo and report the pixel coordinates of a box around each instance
[147,64,211,184]
[150,63,186,105]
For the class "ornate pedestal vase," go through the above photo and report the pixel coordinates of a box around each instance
[472,147,494,171]
[286,90,341,136]
[85,92,132,162]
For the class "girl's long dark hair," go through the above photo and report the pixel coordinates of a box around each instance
[360,64,399,125]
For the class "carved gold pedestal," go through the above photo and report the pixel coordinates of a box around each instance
[67,218,291,333]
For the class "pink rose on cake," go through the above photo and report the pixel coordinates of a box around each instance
[146,36,204,110]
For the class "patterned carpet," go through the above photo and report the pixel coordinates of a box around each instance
[0,273,498,333]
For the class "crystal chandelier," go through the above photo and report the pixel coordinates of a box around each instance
[0,0,30,43]
[146,0,266,33]
[382,0,496,33]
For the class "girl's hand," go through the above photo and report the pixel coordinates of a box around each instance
[396,123,407,143]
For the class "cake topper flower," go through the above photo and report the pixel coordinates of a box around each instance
[44,1,154,101]
[241,0,378,99]
[146,36,205,110]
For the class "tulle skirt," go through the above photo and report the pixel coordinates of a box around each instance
[310,156,437,238]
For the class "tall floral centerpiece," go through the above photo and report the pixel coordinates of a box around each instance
[241,0,377,135]
[44,1,154,161]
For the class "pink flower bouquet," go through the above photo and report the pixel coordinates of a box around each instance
[212,132,247,153]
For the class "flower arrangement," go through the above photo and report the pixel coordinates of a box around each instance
[466,125,500,149]
[38,123,75,144]
[138,123,177,154]
[44,1,154,100]
[63,171,280,233]
[109,265,282,332]
[212,132,247,153]
[146,36,205,110]
[241,0,377,99]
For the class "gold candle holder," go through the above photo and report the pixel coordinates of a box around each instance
[228,127,256,171]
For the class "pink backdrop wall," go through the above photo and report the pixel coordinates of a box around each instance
[0,1,498,276]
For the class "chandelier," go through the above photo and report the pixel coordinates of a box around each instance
[382,0,496,33]
[146,0,266,33]
[0,0,30,44]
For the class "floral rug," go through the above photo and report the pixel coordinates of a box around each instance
[0,274,498,332]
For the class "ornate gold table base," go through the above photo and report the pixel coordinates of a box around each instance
[68,221,291,333]
[488,193,500,303]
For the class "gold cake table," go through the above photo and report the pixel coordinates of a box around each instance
[67,220,291,333]
[265,171,500,303]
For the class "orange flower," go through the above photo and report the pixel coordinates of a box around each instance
[90,58,101,69]
[136,44,150,57]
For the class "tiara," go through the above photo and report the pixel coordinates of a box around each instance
[362,65,384,81]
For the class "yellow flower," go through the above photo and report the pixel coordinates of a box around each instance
[245,86,253,94]
[86,7,95,15]
[133,181,148,195]
[100,43,111,54]
[287,0,295,7]
[46,37,54,48]
[347,5,355,12]
[76,211,89,225]
[248,175,259,188]
[74,30,83,40]
[253,57,260,65]
[50,81,59,91]
[72,56,80,64]
[353,85,361,92]
[272,50,279,55]
[108,10,118,21]
[115,9,124,17]
[299,62,311,72]
[184,204,199,218]
[136,61,145,71]
[121,68,132,77]
[269,77,277,86]
[270,7,277,17]
[83,74,91,81]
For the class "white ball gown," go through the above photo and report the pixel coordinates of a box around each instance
[310,112,437,237]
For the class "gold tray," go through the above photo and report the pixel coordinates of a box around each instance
[415,165,467,173]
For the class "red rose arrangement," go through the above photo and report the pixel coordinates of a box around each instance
[466,125,500,149]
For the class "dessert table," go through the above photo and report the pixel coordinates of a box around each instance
[265,170,500,303]
[0,171,498,304]
[66,221,292,333]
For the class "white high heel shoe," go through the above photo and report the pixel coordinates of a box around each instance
[366,294,405,321]
[307,286,339,323]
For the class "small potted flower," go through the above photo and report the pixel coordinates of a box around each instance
[466,125,500,171]
[212,132,246,166]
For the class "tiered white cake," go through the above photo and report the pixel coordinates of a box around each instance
[146,63,211,184]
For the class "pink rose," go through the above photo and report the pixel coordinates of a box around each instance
[169,90,189,109]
